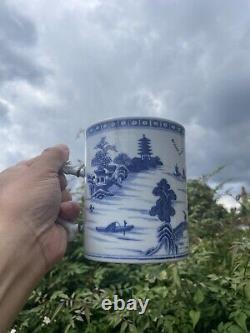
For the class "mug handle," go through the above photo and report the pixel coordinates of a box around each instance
[55,162,85,241]
[56,217,83,241]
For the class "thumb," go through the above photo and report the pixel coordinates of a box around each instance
[33,144,69,173]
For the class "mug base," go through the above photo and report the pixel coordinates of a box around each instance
[84,253,189,264]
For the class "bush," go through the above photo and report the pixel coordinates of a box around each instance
[187,180,228,221]
[12,179,250,333]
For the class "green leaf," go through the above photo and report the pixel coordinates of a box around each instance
[129,324,138,333]
[193,289,204,305]
[244,281,250,301]
[51,302,64,321]
[189,310,200,328]
[228,324,245,333]
[234,313,248,332]
[159,270,167,280]
[120,321,128,333]
[207,285,220,293]
[207,274,220,281]
[50,291,69,301]
[84,307,91,324]
[172,266,181,288]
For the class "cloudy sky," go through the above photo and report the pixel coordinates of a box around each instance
[1,0,250,195]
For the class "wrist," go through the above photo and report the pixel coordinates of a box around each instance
[0,221,46,332]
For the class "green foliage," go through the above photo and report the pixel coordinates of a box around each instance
[12,178,250,333]
[238,189,250,224]
[187,180,228,221]
[187,179,232,241]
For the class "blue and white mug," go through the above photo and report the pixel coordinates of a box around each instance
[81,117,189,263]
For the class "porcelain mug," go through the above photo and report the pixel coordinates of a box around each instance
[69,117,190,264]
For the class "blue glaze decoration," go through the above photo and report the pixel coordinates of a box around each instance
[86,117,185,137]
[84,117,188,263]
[87,134,162,200]
[85,252,189,261]
[145,178,178,256]
[96,220,134,236]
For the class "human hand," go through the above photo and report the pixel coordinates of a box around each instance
[0,144,80,270]
[0,144,80,332]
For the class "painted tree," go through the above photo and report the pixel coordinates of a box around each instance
[174,164,181,177]
[113,153,131,167]
[174,211,188,240]
[145,178,178,256]
[138,134,152,160]
[91,137,117,169]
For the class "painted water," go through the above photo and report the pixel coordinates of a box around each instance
[85,166,189,261]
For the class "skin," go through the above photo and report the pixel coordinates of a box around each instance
[0,144,80,332]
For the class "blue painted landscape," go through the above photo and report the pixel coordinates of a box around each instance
[85,133,188,260]
[145,178,187,256]
[87,134,163,200]
[85,166,188,259]
[164,164,186,182]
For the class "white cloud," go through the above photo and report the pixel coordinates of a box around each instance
[217,195,241,212]
[0,0,250,192]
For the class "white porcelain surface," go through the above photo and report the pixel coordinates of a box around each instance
[84,117,188,263]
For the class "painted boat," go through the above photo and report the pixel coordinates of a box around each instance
[96,221,134,234]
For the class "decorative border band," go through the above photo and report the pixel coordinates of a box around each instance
[86,118,185,137]
[84,252,189,261]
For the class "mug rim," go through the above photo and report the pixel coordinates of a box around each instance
[86,116,185,131]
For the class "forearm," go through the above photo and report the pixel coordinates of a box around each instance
[0,223,45,332]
